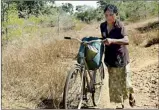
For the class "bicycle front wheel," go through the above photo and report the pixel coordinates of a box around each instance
[92,62,105,106]
[63,64,84,109]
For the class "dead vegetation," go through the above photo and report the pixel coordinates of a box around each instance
[128,20,159,47]
[2,35,79,109]
[136,21,159,33]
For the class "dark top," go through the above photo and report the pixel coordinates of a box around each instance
[100,20,129,67]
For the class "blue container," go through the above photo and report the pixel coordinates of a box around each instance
[77,37,104,70]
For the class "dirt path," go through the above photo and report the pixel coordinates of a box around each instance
[75,18,158,109]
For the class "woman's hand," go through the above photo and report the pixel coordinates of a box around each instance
[104,38,113,45]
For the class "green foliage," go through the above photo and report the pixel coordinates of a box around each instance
[119,11,126,21]
[61,3,74,15]
[14,1,45,17]
[75,1,158,23]
[75,5,99,23]
[28,15,42,24]
[97,0,116,10]
[97,1,158,21]
[2,2,23,40]
[94,8,103,21]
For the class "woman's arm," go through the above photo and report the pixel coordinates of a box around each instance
[106,36,129,45]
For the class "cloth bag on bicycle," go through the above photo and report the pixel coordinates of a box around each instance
[77,36,104,70]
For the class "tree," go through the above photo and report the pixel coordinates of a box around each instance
[1,1,52,18]
[16,1,45,17]
[61,3,73,15]
[75,5,97,23]
[97,0,116,10]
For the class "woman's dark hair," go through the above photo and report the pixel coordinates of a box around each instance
[104,4,118,15]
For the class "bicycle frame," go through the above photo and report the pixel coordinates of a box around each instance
[80,45,96,93]
[64,36,105,95]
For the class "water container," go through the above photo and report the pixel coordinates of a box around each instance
[77,37,104,70]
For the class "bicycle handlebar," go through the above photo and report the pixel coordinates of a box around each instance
[64,37,71,39]
[64,37,106,44]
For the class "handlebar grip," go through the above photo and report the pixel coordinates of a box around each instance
[64,37,71,39]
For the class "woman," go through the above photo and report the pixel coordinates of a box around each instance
[100,4,135,108]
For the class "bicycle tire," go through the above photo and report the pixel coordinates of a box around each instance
[63,64,84,109]
[92,62,105,106]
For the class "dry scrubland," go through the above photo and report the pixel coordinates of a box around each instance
[2,18,159,109]
[2,34,80,108]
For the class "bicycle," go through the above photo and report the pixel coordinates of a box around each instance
[63,37,106,109]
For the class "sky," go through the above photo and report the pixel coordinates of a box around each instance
[55,1,98,9]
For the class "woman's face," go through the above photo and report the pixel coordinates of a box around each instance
[105,10,116,24]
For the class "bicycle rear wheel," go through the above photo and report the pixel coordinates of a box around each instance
[92,62,105,106]
[63,64,83,109]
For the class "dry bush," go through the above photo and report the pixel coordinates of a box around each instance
[140,31,159,47]
[128,31,144,46]
[136,21,159,33]
[73,20,87,31]
[129,30,158,47]
[59,13,75,31]
[128,21,159,47]
[2,35,79,109]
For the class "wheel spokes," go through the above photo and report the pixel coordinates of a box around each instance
[66,69,83,108]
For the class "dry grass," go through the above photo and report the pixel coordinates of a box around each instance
[72,19,87,31]
[129,30,158,46]
[128,20,159,47]
[2,35,80,109]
